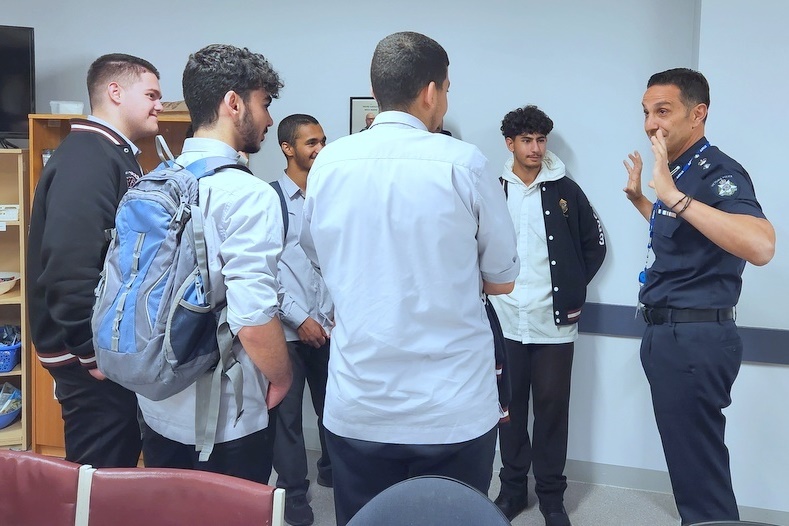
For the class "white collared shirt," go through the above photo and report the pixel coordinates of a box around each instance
[138,137,283,445]
[300,111,519,444]
[276,173,333,341]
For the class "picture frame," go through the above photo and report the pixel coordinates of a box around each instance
[349,97,379,134]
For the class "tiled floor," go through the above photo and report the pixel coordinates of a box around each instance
[273,450,682,526]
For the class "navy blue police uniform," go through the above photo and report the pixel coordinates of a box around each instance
[639,137,766,525]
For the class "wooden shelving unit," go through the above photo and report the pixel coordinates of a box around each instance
[0,148,29,449]
[27,113,190,456]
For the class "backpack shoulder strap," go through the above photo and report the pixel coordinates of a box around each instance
[499,177,509,199]
[182,157,253,179]
[268,180,289,239]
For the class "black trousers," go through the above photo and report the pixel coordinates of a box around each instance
[50,364,141,467]
[641,321,741,525]
[141,420,275,484]
[272,340,331,497]
[326,426,498,526]
[497,340,574,506]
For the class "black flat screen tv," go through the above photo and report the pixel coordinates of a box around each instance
[0,25,35,141]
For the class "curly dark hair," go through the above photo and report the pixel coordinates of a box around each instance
[183,44,283,130]
[500,105,553,139]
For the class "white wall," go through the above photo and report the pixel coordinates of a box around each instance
[697,0,789,513]
[5,2,696,314]
[6,0,787,516]
[698,0,787,331]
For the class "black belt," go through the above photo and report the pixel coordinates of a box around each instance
[640,307,735,325]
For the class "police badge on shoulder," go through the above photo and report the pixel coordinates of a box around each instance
[711,175,739,198]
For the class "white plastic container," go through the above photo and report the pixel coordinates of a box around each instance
[0,205,19,221]
[50,100,84,114]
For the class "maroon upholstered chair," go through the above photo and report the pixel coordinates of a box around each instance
[86,467,285,526]
[0,449,91,526]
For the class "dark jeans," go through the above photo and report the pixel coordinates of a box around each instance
[326,426,497,526]
[641,321,741,525]
[272,340,331,497]
[497,340,574,506]
[141,420,275,484]
[50,364,141,467]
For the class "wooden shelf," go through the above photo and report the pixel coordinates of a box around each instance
[26,113,191,456]
[0,284,21,305]
[0,363,22,377]
[0,418,23,447]
[0,149,28,451]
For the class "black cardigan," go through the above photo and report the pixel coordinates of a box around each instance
[27,119,141,368]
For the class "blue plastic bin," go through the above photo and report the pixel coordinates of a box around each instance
[0,342,21,373]
[0,405,20,429]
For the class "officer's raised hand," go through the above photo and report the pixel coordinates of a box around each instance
[623,150,652,220]
[648,129,684,209]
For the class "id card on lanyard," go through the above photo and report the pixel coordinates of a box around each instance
[637,141,710,295]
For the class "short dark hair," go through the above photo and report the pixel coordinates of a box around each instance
[370,32,449,111]
[647,68,710,111]
[278,114,320,148]
[87,53,159,111]
[500,105,554,139]
[183,44,283,130]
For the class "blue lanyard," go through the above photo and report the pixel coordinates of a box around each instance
[639,142,709,285]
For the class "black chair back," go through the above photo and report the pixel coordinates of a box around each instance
[347,475,510,526]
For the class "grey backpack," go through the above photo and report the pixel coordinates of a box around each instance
[92,157,250,460]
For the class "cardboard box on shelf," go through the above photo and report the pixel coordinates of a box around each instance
[161,101,189,115]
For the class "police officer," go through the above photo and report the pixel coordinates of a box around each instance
[623,68,775,525]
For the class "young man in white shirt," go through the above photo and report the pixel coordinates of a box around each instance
[300,31,519,525]
[137,44,292,484]
[491,105,606,526]
[272,114,331,526]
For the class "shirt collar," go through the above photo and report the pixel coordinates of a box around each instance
[671,136,709,171]
[279,172,304,199]
[369,111,430,132]
[181,137,246,163]
[87,115,140,156]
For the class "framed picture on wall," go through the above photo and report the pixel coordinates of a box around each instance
[350,97,379,134]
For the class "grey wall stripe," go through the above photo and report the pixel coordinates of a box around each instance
[579,302,788,365]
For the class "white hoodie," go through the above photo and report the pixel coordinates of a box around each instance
[489,150,577,344]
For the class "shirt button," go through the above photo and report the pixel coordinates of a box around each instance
[545,210,550,215]
[548,235,554,240]
[556,318,561,323]
[555,310,560,316]
[123,147,130,153]
[551,260,556,265]
[554,287,559,292]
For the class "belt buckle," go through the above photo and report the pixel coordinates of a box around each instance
[642,307,666,325]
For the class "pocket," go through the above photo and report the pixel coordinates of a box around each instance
[168,304,217,364]
[653,214,680,238]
